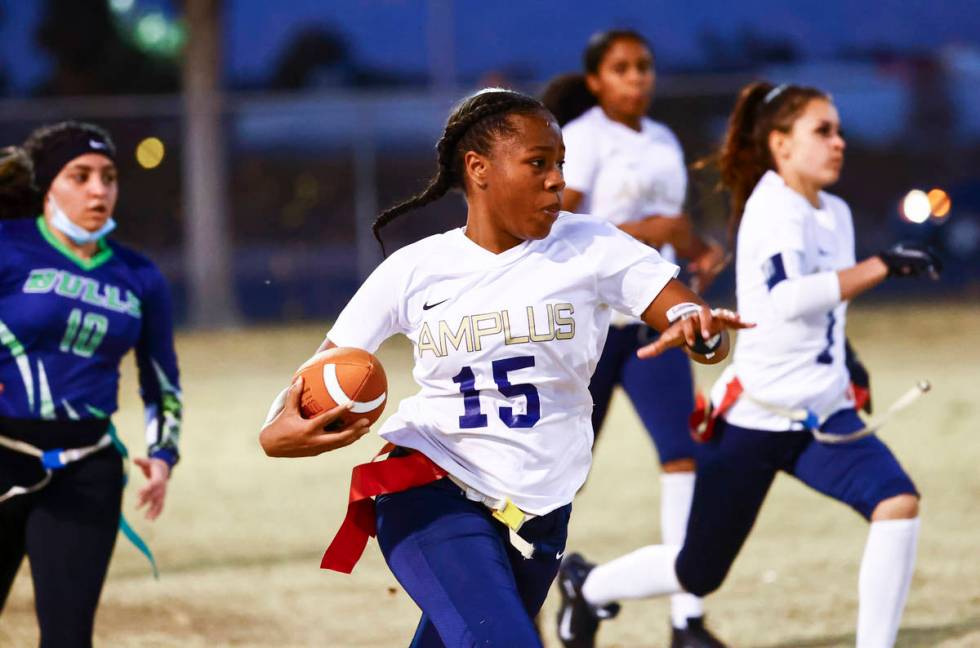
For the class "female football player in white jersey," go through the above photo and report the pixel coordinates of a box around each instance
[259,88,750,648]
[542,30,728,648]
[555,81,941,648]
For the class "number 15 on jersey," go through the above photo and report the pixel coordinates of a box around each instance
[452,355,540,428]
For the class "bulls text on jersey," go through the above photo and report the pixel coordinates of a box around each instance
[23,268,142,318]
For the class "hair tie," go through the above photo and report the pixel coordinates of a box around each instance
[763,84,788,104]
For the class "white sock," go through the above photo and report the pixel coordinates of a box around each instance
[582,545,682,607]
[856,518,920,648]
[661,472,703,629]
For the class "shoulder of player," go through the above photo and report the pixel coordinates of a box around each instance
[105,239,166,283]
[742,172,809,228]
[549,212,622,248]
[642,118,682,149]
[1,218,50,263]
[562,106,603,138]
[819,190,851,217]
[373,229,459,272]
[0,216,39,243]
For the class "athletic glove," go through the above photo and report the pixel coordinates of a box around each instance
[877,243,943,279]
[844,338,872,414]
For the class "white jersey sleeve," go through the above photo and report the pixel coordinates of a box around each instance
[750,182,841,320]
[753,189,808,259]
[561,117,599,192]
[561,217,679,318]
[326,251,408,353]
[767,251,841,320]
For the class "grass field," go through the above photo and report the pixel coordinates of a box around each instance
[2,303,979,647]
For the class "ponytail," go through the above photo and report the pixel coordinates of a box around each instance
[716,82,777,244]
[707,81,827,244]
[0,146,39,221]
[540,74,597,127]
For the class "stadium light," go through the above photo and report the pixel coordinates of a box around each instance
[900,189,931,224]
[115,8,185,58]
[109,0,135,13]
[136,137,165,169]
[136,13,168,46]
[928,188,952,219]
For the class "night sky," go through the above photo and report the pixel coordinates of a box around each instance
[2,0,979,93]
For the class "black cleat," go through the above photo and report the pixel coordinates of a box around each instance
[556,553,620,648]
[671,615,729,648]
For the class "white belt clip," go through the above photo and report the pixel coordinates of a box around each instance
[448,475,536,559]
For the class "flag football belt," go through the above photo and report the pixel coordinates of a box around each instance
[321,443,535,574]
[0,425,159,578]
[0,432,113,503]
[690,377,931,444]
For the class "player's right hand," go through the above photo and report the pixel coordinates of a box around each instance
[637,306,754,363]
[259,376,371,457]
[877,243,942,279]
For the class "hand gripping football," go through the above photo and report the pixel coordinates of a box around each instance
[294,347,388,429]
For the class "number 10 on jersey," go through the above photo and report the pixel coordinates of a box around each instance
[452,355,540,428]
[60,308,108,358]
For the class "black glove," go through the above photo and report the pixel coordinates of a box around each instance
[877,243,943,279]
[844,338,872,414]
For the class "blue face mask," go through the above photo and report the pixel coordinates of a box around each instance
[48,196,116,245]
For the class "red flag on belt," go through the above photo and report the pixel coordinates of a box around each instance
[321,446,447,574]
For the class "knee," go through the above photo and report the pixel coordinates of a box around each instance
[662,458,696,473]
[675,552,726,598]
[677,570,724,598]
[871,493,919,521]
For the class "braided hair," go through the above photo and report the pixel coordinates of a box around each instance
[372,88,548,255]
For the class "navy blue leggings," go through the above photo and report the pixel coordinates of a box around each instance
[375,478,570,648]
[676,410,917,597]
[589,324,697,463]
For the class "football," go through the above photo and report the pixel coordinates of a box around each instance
[293,347,388,429]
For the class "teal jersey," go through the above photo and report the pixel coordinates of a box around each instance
[0,217,181,465]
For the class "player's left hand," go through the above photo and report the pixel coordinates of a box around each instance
[687,242,729,293]
[877,243,943,279]
[637,306,753,360]
[134,457,170,521]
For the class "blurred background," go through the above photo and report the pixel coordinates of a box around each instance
[3,3,980,646]
[0,0,977,328]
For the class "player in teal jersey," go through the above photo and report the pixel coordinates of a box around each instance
[0,123,182,648]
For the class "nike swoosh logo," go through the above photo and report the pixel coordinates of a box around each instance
[422,298,449,311]
[556,551,565,560]
[89,139,107,150]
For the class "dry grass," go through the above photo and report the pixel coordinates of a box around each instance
[2,302,979,647]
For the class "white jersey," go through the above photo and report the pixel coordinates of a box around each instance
[712,170,855,431]
[328,214,678,514]
[562,105,687,325]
